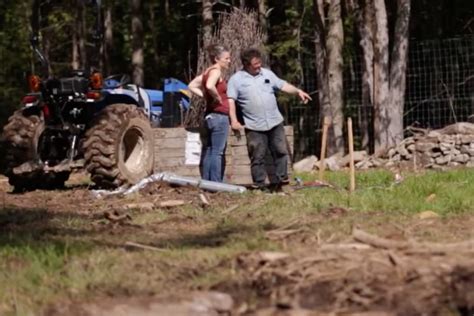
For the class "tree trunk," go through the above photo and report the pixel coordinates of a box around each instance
[42,34,52,76]
[72,17,79,70]
[326,0,345,154]
[103,5,113,75]
[387,0,411,147]
[313,0,330,119]
[202,0,213,48]
[354,0,411,152]
[373,0,390,151]
[164,0,170,17]
[149,2,159,87]
[257,0,268,42]
[40,6,53,76]
[352,0,375,151]
[313,0,344,156]
[131,0,144,86]
[74,1,87,69]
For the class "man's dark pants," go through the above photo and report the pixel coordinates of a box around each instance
[245,123,288,187]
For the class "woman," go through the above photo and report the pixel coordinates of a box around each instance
[188,45,231,182]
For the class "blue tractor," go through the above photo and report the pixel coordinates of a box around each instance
[0,0,190,191]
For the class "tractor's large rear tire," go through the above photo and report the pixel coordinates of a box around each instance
[0,108,70,191]
[83,104,154,189]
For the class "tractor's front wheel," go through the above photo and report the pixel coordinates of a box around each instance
[83,104,154,189]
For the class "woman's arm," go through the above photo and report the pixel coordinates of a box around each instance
[188,75,204,97]
[205,68,222,103]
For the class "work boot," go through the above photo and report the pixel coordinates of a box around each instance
[268,183,283,193]
[250,183,271,193]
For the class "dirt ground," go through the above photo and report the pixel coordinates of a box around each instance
[1,173,474,316]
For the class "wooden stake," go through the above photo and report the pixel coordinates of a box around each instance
[124,241,166,252]
[348,118,356,192]
[319,116,330,181]
[413,152,417,173]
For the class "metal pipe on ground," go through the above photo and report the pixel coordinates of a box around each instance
[91,172,247,197]
[158,173,247,194]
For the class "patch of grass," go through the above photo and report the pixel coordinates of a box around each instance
[0,240,93,313]
[293,169,474,215]
[131,209,170,225]
[1,169,474,313]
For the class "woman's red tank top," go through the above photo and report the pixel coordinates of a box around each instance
[202,67,229,115]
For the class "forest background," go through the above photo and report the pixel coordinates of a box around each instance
[0,0,473,155]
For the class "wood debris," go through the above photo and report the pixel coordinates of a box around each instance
[158,200,186,208]
[227,229,474,315]
[104,210,132,224]
[199,193,210,207]
[124,241,166,252]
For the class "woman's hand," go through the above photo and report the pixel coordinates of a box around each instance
[188,75,204,98]
[213,94,223,104]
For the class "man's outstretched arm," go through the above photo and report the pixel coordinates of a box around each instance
[280,82,312,104]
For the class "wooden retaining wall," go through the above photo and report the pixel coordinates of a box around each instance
[153,126,294,185]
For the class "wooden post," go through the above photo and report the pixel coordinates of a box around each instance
[319,116,330,181]
[348,117,356,192]
[413,152,417,173]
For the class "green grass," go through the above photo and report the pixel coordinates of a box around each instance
[293,168,474,215]
[1,169,474,314]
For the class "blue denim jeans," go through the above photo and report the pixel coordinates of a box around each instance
[201,113,229,182]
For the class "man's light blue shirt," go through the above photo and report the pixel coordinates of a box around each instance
[227,68,286,131]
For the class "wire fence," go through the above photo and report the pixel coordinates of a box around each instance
[284,35,474,160]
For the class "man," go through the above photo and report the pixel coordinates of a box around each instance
[227,47,312,190]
